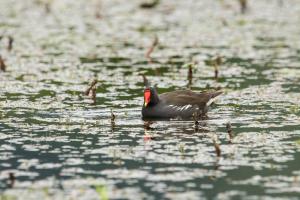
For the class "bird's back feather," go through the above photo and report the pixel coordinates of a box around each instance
[159,90,222,108]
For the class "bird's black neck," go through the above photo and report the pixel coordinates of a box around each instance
[149,87,160,106]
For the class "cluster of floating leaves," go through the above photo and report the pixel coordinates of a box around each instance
[1,0,300,199]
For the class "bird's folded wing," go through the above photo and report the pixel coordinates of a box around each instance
[160,90,222,107]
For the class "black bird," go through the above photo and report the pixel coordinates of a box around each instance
[142,87,222,119]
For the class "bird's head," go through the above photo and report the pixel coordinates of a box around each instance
[143,87,159,107]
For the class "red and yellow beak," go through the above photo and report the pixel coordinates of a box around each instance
[144,89,151,107]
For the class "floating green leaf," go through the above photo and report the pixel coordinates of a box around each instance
[95,185,109,200]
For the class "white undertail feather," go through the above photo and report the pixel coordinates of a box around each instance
[206,96,219,106]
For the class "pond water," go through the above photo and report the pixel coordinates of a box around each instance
[1,0,300,199]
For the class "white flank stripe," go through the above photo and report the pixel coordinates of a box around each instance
[168,104,193,111]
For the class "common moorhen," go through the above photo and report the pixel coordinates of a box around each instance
[142,87,222,119]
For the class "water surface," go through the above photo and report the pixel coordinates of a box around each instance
[0,0,300,199]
